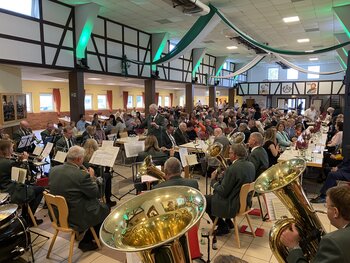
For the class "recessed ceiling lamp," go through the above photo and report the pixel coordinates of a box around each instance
[297,38,310,43]
[227,46,238,50]
[283,16,300,23]
[309,57,318,61]
[88,77,102,80]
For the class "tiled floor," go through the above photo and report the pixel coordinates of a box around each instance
[15,164,332,263]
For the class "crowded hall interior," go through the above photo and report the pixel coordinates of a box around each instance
[1,0,350,262]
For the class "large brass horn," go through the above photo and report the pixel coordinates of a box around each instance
[254,158,326,263]
[100,186,206,263]
[138,155,166,182]
[227,131,245,145]
[206,142,228,169]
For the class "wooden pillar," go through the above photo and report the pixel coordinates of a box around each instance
[343,50,350,157]
[69,70,85,122]
[228,88,235,107]
[144,79,156,115]
[209,86,216,108]
[185,83,194,113]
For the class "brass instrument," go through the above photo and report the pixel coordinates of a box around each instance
[227,131,245,145]
[100,186,206,263]
[206,142,228,170]
[138,155,166,182]
[254,158,326,262]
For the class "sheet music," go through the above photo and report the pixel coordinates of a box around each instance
[53,151,67,163]
[124,141,145,158]
[272,199,291,219]
[263,192,280,221]
[186,154,198,166]
[141,175,159,183]
[41,142,53,158]
[101,140,114,149]
[198,140,208,152]
[179,147,189,167]
[89,147,120,167]
[11,167,27,184]
[18,134,33,148]
[33,145,44,156]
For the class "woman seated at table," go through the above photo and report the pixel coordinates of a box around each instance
[263,127,280,167]
[83,139,116,207]
[326,121,343,153]
[276,122,292,151]
[104,115,117,135]
[136,135,170,165]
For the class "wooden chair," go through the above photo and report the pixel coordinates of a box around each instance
[210,182,256,248]
[43,191,101,263]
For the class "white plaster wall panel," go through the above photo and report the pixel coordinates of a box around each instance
[170,70,182,82]
[158,69,165,79]
[249,83,259,94]
[127,63,138,76]
[333,81,343,94]
[63,30,73,48]
[87,37,105,54]
[86,54,102,71]
[45,46,55,65]
[184,61,192,72]
[318,82,332,94]
[139,49,150,64]
[141,65,151,77]
[93,18,105,36]
[240,83,248,95]
[270,83,279,95]
[106,22,122,41]
[202,54,208,65]
[56,49,74,68]
[107,58,122,74]
[183,52,191,60]
[0,13,40,41]
[0,39,41,63]
[124,27,137,45]
[107,41,123,58]
[139,32,150,48]
[203,66,209,75]
[295,82,305,95]
[170,58,182,70]
[42,0,71,25]
[124,45,138,60]
[0,66,22,93]
[44,24,63,45]
[223,79,229,87]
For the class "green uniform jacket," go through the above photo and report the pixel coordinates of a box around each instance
[49,162,109,232]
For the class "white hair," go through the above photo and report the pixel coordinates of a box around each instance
[67,146,85,161]
[149,104,158,111]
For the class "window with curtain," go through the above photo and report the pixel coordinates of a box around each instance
[97,95,107,109]
[85,94,93,110]
[268,68,279,80]
[164,96,170,107]
[25,93,32,112]
[127,96,133,108]
[0,0,39,18]
[287,68,298,80]
[308,66,320,79]
[158,96,162,106]
[39,94,53,111]
[136,96,143,108]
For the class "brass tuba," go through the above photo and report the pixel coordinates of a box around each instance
[254,158,326,263]
[206,142,228,170]
[227,131,245,145]
[100,186,206,263]
[138,155,166,182]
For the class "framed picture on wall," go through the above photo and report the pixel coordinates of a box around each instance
[2,94,16,122]
[16,94,27,120]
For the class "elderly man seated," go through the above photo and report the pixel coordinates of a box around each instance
[49,146,110,252]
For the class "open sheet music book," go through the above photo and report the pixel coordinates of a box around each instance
[178,147,189,167]
[101,140,114,149]
[41,142,54,158]
[263,192,291,221]
[185,154,198,166]
[89,147,120,168]
[11,167,27,184]
[33,145,44,156]
[53,151,67,163]
[124,141,145,158]
[18,134,33,148]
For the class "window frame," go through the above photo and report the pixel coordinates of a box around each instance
[307,65,320,79]
[136,95,143,108]
[127,95,133,108]
[164,96,170,107]
[84,94,93,110]
[287,68,298,80]
[39,93,54,112]
[25,93,32,113]
[268,67,279,81]
[97,94,107,110]
[0,0,39,18]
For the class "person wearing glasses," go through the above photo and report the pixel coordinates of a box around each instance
[281,185,350,263]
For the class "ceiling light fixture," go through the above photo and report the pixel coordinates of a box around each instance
[226,46,238,50]
[88,77,102,80]
[283,16,300,23]
[309,57,318,61]
[297,38,310,43]
[52,79,64,82]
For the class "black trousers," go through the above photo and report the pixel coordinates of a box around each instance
[205,195,227,229]
[21,185,44,219]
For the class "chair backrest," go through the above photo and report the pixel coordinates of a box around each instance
[44,191,71,230]
[119,131,128,138]
[238,182,255,215]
